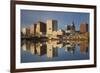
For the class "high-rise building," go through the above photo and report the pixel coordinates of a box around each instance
[36,21,46,35]
[30,24,34,36]
[80,23,88,33]
[36,22,40,35]
[46,19,58,35]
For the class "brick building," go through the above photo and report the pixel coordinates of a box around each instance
[80,23,88,33]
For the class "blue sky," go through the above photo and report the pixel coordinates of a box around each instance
[21,10,89,31]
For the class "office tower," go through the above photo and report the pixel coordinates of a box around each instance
[36,21,46,35]
[80,23,88,33]
[46,19,58,35]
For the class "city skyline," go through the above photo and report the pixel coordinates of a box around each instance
[21,10,90,63]
[21,10,90,31]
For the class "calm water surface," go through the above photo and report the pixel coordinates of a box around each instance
[21,40,89,63]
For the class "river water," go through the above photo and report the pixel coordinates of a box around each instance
[21,39,89,63]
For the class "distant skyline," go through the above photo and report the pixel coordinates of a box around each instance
[21,10,89,31]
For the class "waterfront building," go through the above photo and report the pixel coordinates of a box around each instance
[26,27,30,36]
[80,23,88,33]
[52,31,57,37]
[57,29,63,36]
[46,19,58,36]
[34,24,37,35]
[35,22,40,35]
[21,27,26,36]
[36,21,46,35]
[67,22,75,32]
[65,22,76,36]
[30,24,34,36]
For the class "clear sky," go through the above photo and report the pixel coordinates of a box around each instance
[21,10,89,31]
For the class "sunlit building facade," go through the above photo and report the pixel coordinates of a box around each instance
[21,27,26,35]
[46,19,58,36]
[30,24,34,36]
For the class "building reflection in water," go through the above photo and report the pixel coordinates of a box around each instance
[46,40,58,58]
[80,41,89,54]
[21,39,89,59]
[63,41,76,54]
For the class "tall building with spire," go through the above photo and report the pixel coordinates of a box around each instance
[66,22,76,32]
